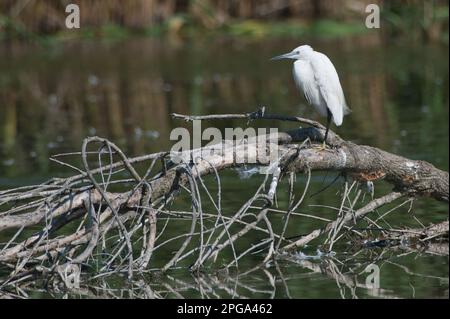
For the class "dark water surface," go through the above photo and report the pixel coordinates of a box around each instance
[0,35,448,298]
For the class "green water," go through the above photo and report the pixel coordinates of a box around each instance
[0,34,448,298]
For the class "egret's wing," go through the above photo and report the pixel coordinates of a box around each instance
[293,60,327,117]
[310,52,349,126]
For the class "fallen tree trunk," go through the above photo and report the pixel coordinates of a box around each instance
[172,110,449,202]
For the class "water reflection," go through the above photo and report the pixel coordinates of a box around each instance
[10,246,447,299]
[0,36,448,183]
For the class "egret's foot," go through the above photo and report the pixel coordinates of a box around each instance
[312,141,328,151]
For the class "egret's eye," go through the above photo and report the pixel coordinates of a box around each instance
[295,51,300,55]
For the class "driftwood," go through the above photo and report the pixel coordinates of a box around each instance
[0,109,448,293]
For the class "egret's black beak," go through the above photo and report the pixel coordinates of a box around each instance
[270,51,296,61]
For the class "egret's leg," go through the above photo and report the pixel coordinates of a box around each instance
[315,110,332,150]
[323,109,332,145]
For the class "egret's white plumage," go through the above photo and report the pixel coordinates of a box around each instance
[272,45,350,142]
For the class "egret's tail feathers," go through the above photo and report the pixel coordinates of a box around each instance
[343,103,352,115]
[333,115,343,126]
[324,95,344,126]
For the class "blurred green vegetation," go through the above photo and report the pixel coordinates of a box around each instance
[0,0,448,43]
[226,19,368,38]
[383,0,449,43]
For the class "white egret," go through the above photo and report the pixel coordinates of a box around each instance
[271,45,350,145]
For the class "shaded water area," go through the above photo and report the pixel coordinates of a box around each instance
[0,34,448,298]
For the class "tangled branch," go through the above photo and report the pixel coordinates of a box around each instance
[0,109,447,293]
